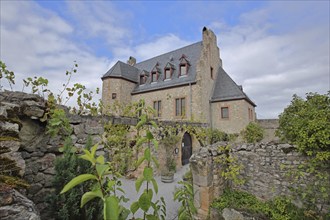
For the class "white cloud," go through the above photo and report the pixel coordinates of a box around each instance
[0,1,111,104]
[66,1,132,46]
[211,5,329,119]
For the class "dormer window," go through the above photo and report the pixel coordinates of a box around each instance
[151,63,160,83]
[151,71,158,82]
[140,75,146,85]
[180,64,187,76]
[179,54,190,76]
[164,62,174,80]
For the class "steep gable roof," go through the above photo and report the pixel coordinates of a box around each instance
[211,67,256,107]
[131,42,202,94]
[102,61,139,83]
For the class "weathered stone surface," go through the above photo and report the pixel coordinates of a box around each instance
[2,152,26,176]
[222,208,244,220]
[85,119,103,135]
[0,188,40,220]
[0,140,20,152]
[39,153,56,171]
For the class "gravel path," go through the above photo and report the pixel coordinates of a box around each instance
[119,165,190,220]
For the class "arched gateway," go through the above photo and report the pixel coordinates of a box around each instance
[181,132,192,165]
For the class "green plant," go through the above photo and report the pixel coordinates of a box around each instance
[103,122,133,175]
[174,181,197,220]
[49,137,102,220]
[0,61,15,91]
[211,189,312,220]
[214,145,245,186]
[130,99,166,220]
[60,143,130,220]
[241,122,264,143]
[276,92,330,215]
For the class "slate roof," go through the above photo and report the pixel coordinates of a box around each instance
[211,67,256,106]
[102,61,139,83]
[101,42,203,94]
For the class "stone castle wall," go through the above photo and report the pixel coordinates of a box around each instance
[190,141,312,218]
[0,91,138,218]
[1,91,207,219]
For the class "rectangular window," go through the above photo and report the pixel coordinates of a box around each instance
[151,72,158,82]
[180,65,187,76]
[140,75,145,85]
[112,93,117,99]
[165,68,171,79]
[175,98,186,117]
[153,100,162,117]
[249,108,253,120]
[221,107,229,119]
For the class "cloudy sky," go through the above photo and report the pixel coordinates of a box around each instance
[0,1,329,119]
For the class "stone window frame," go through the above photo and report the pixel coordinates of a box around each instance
[221,106,229,119]
[153,100,162,118]
[175,97,186,117]
[179,54,190,77]
[151,71,159,83]
[248,107,253,120]
[140,74,146,85]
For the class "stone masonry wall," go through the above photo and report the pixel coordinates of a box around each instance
[0,91,138,219]
[1,91,208,219]
[211,99,255,134]
[190,141,310,219]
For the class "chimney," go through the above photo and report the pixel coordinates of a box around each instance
[127,56,136,66]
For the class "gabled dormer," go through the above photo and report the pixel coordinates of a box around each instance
[139,70,149,85]
[179,54,190,77]
[151,63,161,83]
[164,62,175,80]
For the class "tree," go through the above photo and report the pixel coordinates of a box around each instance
[276,92,330,161]
[276,92,330,215]
[241,122,264,143]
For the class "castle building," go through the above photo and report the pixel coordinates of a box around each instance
[101,27,256,134]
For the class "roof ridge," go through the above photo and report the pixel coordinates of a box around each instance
[135,41,202,66]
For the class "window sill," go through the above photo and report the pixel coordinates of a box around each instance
[179,75,188,78]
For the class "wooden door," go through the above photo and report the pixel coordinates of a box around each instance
[181,132,192,165]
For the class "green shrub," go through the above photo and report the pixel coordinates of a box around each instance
[241,122,264,143]
[212,189,319,220]
[48,137,102,220]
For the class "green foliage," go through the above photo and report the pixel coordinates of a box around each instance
[23,76,50,97]
[212,189,313,220]
[0,61,15,91]
[241,122,264,143]
[276,92,330,159]
[103,122,132,175]
[48,137,102,220]
[184,126,228,147]
[277,92,330,215]
[174,181,197,220]
[131,100,166,220]
[214,145,245,186]
[60,140,129,220]
[46,108,72,138]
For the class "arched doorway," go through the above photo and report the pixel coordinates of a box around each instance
[181,132,192,165]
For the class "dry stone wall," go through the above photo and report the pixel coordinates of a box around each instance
[190,141,310,219]
[0,91,138,218]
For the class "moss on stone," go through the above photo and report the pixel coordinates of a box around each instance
[0,136,19,142]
